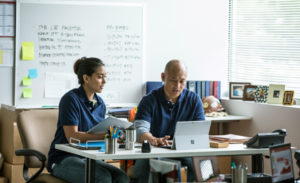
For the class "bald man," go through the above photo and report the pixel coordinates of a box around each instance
[134,60,205,182]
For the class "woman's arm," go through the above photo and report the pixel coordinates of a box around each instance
[64,125,106,143]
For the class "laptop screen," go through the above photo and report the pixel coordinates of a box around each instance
[270,143,294,183]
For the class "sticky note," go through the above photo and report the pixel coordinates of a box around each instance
[0,50,3,64]
[22,77,32,86]
[22,88,32,98]
[21,42,34,60]
[28,68,38,78]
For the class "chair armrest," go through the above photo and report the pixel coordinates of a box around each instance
[15,148,46,182]
[15,148,46,162]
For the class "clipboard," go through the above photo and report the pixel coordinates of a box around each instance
[87,116,132,134]
[68,138,105,151]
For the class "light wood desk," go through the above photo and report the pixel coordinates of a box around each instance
[207,115,252,134]
[56,143,268,183]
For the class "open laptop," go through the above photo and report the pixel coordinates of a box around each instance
[165,120,211,150]
[270,143,295,183]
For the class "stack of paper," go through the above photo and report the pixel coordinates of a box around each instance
[209,134,250,144]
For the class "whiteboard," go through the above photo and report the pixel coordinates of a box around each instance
[15,0,144,108]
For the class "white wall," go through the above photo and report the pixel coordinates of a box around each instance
[0,0,229,107]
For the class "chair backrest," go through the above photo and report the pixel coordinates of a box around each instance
[192,156,219,182]
[17,109,58,168]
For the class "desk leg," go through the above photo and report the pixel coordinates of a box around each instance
[85,158,96,183]
[252,154,263,173]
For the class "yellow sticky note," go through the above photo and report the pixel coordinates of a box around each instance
[22,42,34,60]
[22,88,32,98]
[22,77,32,86]
[0,50,3,64]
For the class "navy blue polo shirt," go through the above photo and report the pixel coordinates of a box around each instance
[47,86,106,171]
[135,86,205,139]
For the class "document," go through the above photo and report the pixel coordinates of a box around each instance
[87,116,132,134]
[209,134,250,144]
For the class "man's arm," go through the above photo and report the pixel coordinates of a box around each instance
[193,95,206,120]
[63,125,106,143]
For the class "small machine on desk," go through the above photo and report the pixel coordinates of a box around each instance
[244,129,287,148]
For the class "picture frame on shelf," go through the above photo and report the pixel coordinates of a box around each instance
[243,85,257,101]
[229,82,251,99]
[283,91,294,105]
[254,85,269,103]
[267,84,285,104]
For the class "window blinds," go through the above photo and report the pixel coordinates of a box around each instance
[228,0,300,98]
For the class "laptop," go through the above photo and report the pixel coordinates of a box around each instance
[270,143,295,183]
[168,120,211,150]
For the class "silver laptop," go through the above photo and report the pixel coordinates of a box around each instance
[172,120,211,150]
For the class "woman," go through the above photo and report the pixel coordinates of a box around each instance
[47,57,129,183]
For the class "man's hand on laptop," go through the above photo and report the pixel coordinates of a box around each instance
[149,136,170,146]
[140,132,170,146]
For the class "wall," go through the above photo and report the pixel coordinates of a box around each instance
[0,0,229,107]
[221,99,300,175]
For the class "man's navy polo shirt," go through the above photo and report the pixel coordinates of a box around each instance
[135,86,205,139]
[47,86,106,171]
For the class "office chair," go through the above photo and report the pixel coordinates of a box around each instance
[192,156,219,182]
[15,109,67,183]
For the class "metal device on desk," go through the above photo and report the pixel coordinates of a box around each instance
[125,125,136,150]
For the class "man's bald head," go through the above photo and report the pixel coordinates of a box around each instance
[161,59,188,102]
[164,59,187,75]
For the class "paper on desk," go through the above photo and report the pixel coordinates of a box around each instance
[87,116,132,134]
[209,134,250,144]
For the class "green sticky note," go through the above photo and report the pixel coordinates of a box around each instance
[22,88,32,98]
[22,77,32,86]
[21,42,35,60]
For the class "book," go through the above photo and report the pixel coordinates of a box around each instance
[209,81,214,96]
[196,81,202,98]
[187,81,196,93]
[146,81,163,94]
[87,116,132,134]
[213,81,219,99]
[218,81,221,99]
[201,81,206,99]
[205,81,210,97]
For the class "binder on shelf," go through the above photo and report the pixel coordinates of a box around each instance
[201,81,206,99]
[213,81,219,99]
[218,81,221,99]
[205,81,210,97]
[209,81,214,96]
[196,81,202,98]
[146,81,163,94]
[187,80,196,93]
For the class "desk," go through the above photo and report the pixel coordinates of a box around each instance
[207,115,252,134]
[56,143,267,183]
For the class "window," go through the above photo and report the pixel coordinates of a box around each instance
[228,0,300,98]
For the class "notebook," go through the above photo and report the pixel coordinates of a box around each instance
[270,143,295,183]
[172,120,211,150]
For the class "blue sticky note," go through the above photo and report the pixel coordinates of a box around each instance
[28,68,38,78]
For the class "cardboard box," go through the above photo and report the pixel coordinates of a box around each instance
[0,177,8,183]
[0,106,24,164]
[2,162,48,183]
